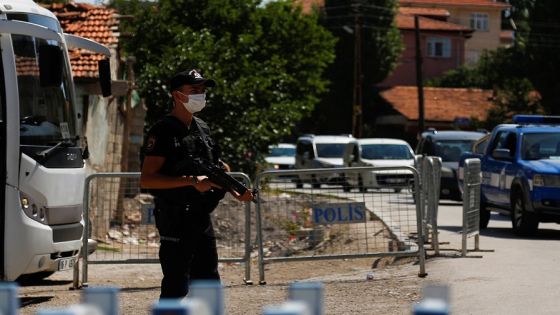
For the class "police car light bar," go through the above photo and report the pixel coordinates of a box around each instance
[513,115,560,125]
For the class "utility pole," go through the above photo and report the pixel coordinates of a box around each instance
[414,15,425,135]
[351,5,363,138]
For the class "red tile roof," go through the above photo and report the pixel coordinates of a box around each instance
[42,2,119,79]
[399,0,510,9]
[399,7,450,18]
[397,14,471,32]
[380,86,494,121]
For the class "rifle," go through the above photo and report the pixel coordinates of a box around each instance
[173,155,257,203]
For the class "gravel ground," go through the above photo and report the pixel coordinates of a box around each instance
[17,256,426,314]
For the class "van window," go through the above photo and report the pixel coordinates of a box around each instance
[522,133,560,160]
[361,144,413,160]
[434,140,476,162]
[316,143,346,158]
[491,131,516,158]
[14,34,76,146]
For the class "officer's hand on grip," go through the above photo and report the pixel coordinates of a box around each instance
[192,176,215,192]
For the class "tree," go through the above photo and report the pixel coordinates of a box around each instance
[427,47,542,128]
[303,0,402,135]
[430,0,560,120]
[111,0,336,173]
[523,0,560,115]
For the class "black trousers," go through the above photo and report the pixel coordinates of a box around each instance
[154,199,220,299]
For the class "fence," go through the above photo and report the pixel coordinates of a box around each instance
[418,156,442,255]
[254,166,427,284]
[76,164,437,288]
[75,172,253,288]
[461,158,482,256]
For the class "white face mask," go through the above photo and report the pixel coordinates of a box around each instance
[177,92,206,113]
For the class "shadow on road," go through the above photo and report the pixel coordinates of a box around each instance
[20,296,54,307]
[481,226,560,240]
[17,278,73,287]
[120,286,161,293]
[438,212,560,241]
[439,201,462,206]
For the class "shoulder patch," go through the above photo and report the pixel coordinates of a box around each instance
[145,136,157,152]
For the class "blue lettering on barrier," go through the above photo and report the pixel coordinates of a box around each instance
[313,208,323,223]
[312,202,367,225]
[325,208,336,223]
[354,205,364,221]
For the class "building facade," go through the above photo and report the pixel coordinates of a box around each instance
[399,0,510,64]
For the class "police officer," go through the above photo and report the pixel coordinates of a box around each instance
[140,69,253,299]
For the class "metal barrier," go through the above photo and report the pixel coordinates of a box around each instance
[254,166,427,284]
[462,159,481,256]
[74,172,253,288]
[420,157,442,255]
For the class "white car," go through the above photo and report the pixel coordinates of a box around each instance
[295,134,356,188]
[264,143,296,170]
[343,138,415,192]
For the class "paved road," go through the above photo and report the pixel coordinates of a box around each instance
[429,200,560,315]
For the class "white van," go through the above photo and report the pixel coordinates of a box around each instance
[343,138,415,192]
[295,134,356,188]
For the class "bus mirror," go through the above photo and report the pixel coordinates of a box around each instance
[39,45,63,87]
[98,58,112,97]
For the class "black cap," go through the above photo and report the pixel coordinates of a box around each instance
[169,69,216,92]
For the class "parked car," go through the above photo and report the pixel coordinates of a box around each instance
[459,115,560,235]
[343,138,415,192]
[416,129,487,200]
[295,134,356,188]
[264,143,296,171]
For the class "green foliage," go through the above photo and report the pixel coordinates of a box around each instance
[427,47,528,89]
[427,46,541,129]
[483,78,543,129]
[523,0,560,115]
[431,0,560,118]
[111,0,336,174]
[305,0,403,135]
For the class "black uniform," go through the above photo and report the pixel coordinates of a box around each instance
[143,114,225,299]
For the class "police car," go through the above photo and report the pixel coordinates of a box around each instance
[461,115,560,235]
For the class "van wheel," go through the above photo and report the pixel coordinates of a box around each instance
[295,179,303,189]
[511,193,538,236]
[312,182,321,189]
[394,188,402,193]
